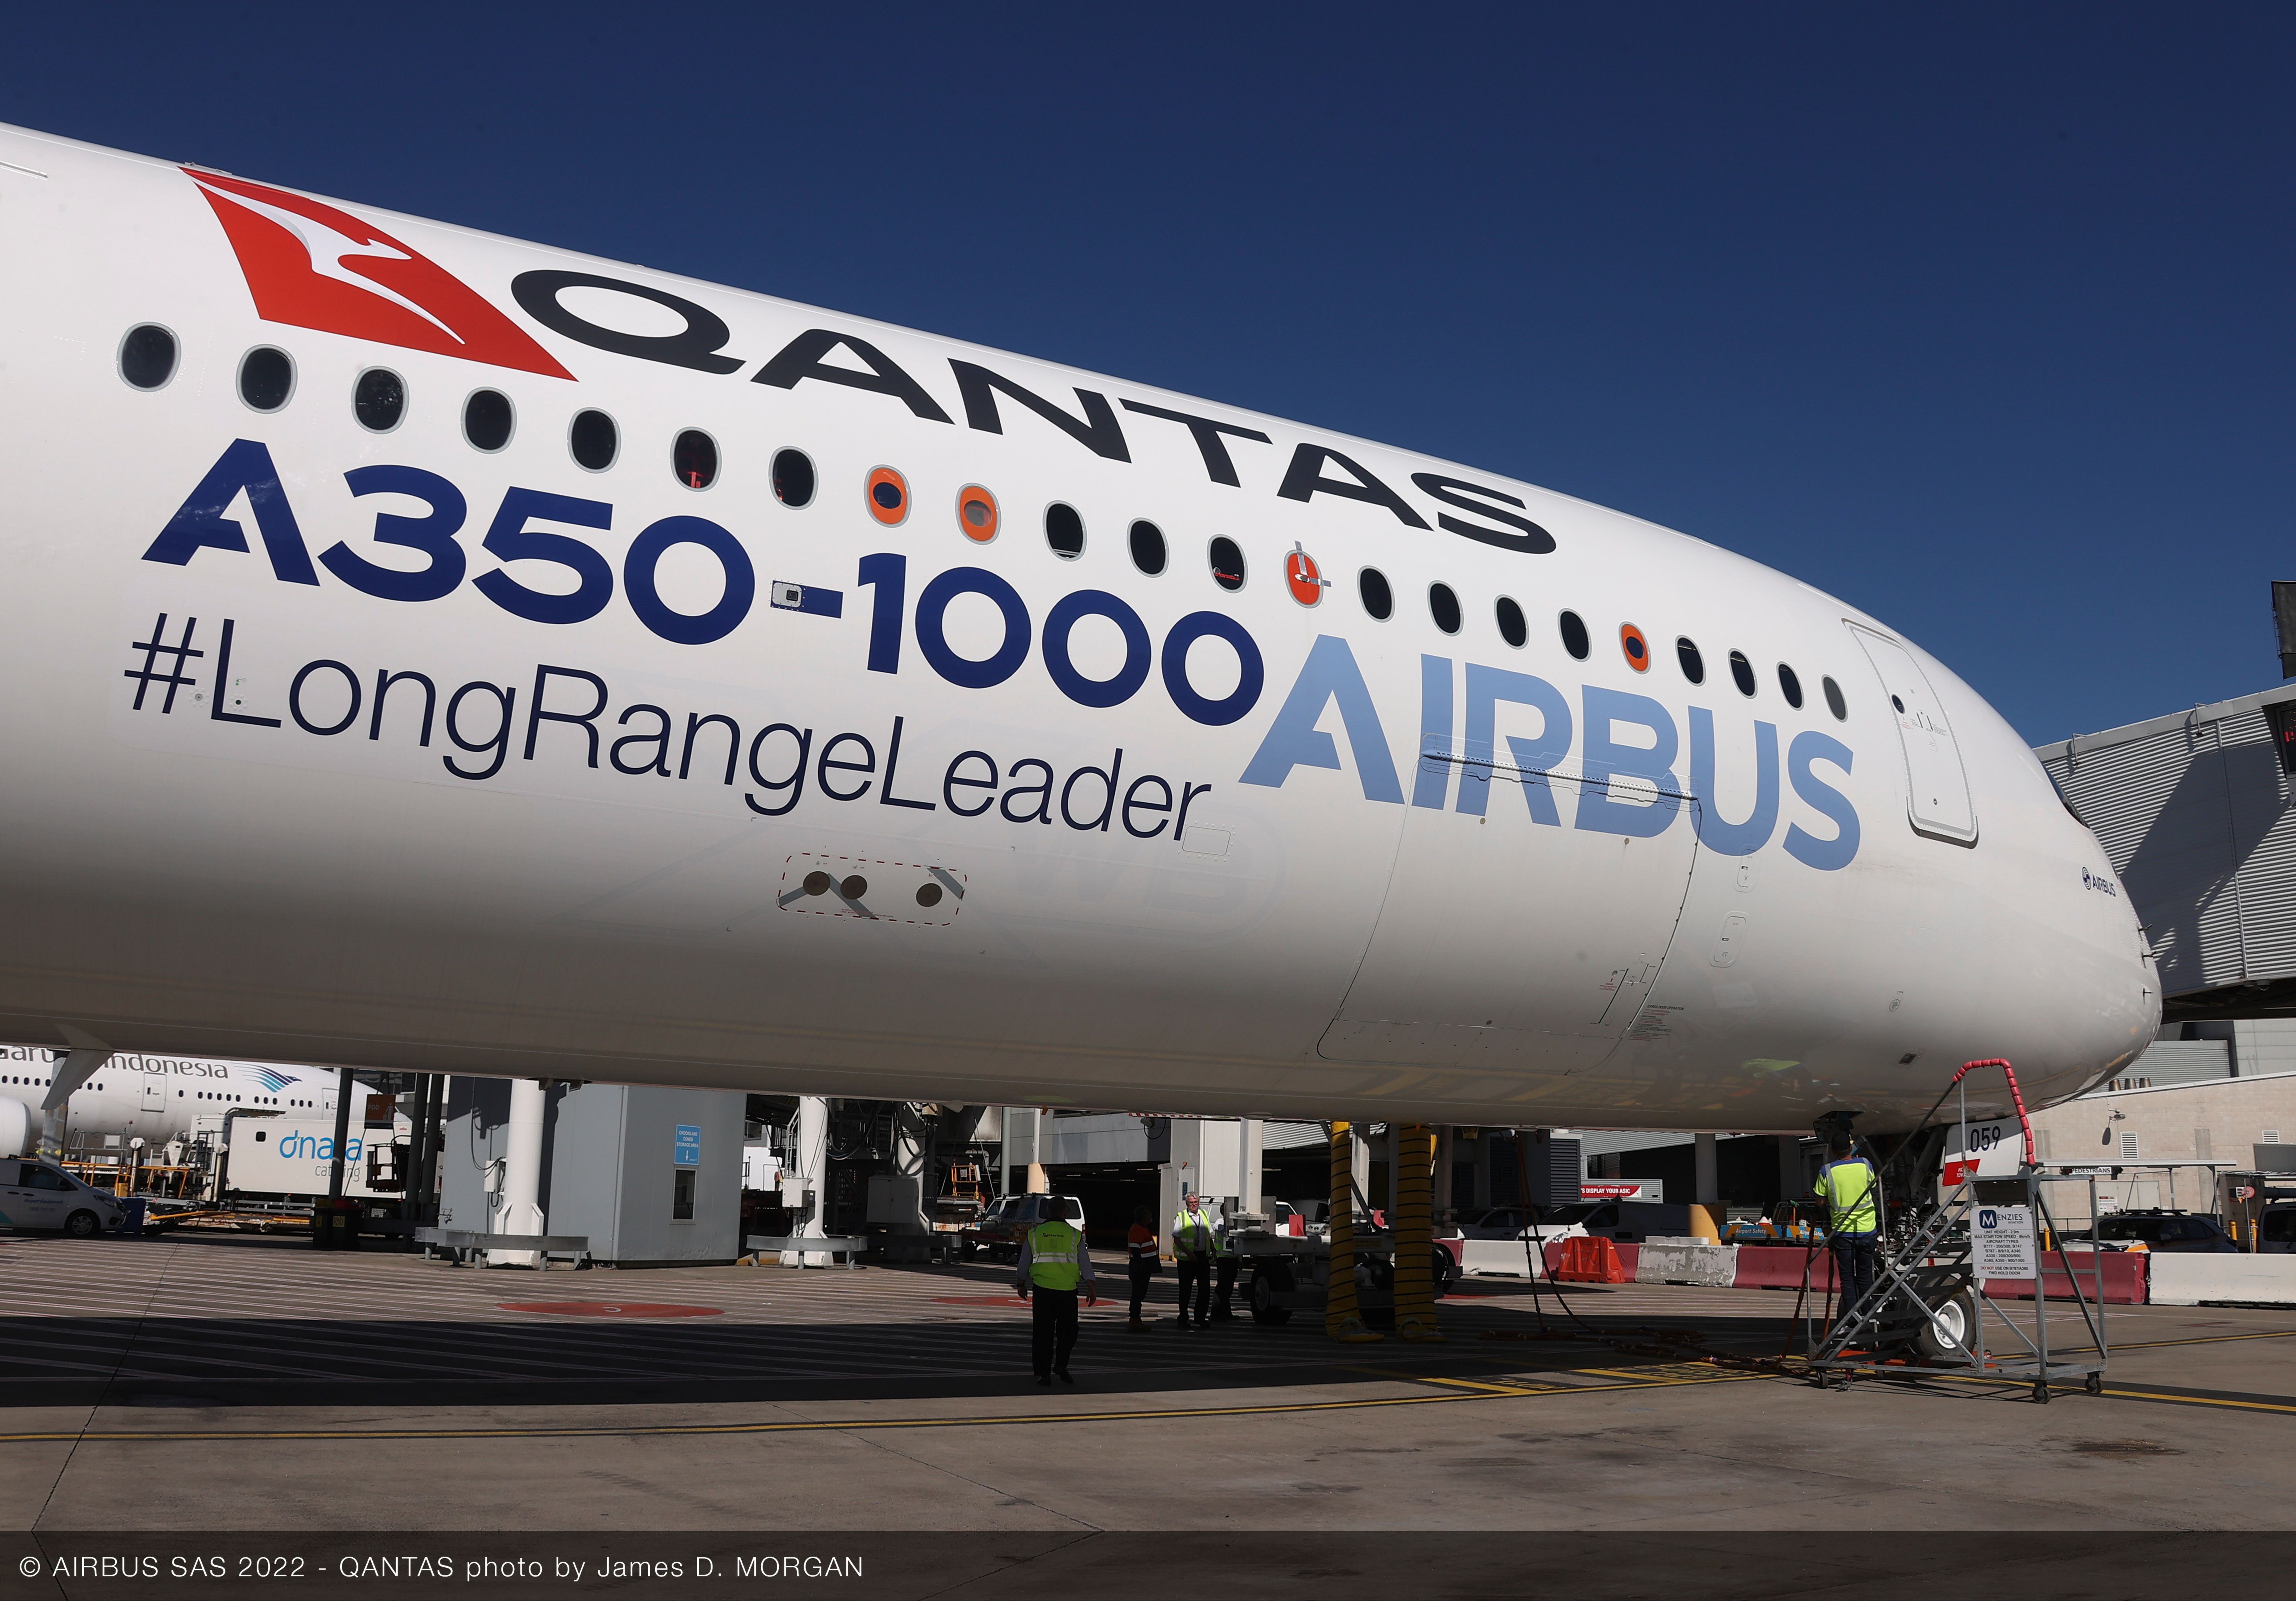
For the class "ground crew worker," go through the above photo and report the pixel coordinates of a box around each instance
[1126,1204,1158,1331]
[1015,1202,1096,1384]
[1813,1129,1880,1309]
[1211,1209,1241,1322]
[1171,1189,1217,1328]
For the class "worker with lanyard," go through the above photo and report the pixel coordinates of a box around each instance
[1814,1129,1881,1311]
[1171,1189,1218,1329]
[1125,1204,1158,1332]
[1211,1208,1242,1322]
[1015,1202,1096,1384]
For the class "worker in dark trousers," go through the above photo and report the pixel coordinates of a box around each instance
[1016,1205,1096,1384]
[1171,1190,1217,1328]
[1125,1204,1158,1332]
[1814,1129,1880,1311]
[1211,1211,1241,1322]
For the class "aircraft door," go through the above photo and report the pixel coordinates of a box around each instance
[1849,625,1977,844]
[1320,746,1699,1072]
[4,1162,68,1228]
[141,1079,163,1116]
[0,1160,38,1228]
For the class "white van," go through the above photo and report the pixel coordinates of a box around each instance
[0,1158,126,1237]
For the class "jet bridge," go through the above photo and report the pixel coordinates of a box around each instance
[2038,682,2296,1021]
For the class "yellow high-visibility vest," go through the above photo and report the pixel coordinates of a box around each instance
[1172,1206,1214,1257]
[1815,1157,1878,1235]
[1028,1219,1083,1289]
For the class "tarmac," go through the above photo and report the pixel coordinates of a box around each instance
[1,1230,2290,1594]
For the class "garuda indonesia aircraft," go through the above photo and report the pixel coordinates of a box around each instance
[0,124,2156,1136]
[0,1045,342,1159]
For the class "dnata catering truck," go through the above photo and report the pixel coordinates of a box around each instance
[222,1111,410,1201]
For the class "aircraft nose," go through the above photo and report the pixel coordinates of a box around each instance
[2009,848,2159,1108]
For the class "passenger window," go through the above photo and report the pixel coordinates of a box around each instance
[354,368,406,432]
[119,324,178,390]
[867,466,910,526]
[1620,623,1650,672]
[673,429,718,490]
[1559,610,1590,660]
[1045,503,1084,559]
[1495,596,1527,648]
[1729,650,1756,697]
[238,346,295,412]
[1676,637,1704,684]
[569,409,618,471]
[772,448,816,507]
[1359,568,1393,620]
[1822,675,1848,721]
[959,485,1000,543]
[1129,519,1166,574]
[1778,663,1804,708]
[463,389,514,452]
[1208,537,1245,591]
[1428,582,1461,635]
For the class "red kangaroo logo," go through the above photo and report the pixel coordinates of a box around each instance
[185,169,572,379]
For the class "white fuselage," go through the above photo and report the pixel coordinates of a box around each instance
[0,1045,340,1153]
[0,124,2158,1133]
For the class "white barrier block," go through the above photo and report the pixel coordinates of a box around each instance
[1636,1241,1738,1287]
[1457,1237,1543,1277]
[2146,1253,2296,1306]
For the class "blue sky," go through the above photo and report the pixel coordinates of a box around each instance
[7,5,2290,744]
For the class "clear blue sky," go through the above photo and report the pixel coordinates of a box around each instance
[7,5,2290,744]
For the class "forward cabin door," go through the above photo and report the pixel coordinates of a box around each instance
[1849,625,1978,845]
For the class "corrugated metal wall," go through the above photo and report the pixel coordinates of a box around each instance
[2042,696,2296,997]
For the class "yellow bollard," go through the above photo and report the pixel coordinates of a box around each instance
[1325,1121,1382,1343]
[1393,1122,1444,1342]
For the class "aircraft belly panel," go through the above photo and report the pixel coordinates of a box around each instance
[1321,768,1698,1066]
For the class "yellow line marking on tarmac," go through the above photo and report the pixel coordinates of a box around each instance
[1339,1366,1541,1395]
[2097,1387,2296,1414]
[2048,1328,2296,1356]
[1841,1363,2296,1414]
[1577,1363,1749,1384]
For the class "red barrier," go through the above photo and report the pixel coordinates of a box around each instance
[1732,1244,1836,1291]
[1542,1239,1638,1282]
[1727,1243,2147,1303]
[1981,1251,2148,1306]
[1550,1236,1627,1283]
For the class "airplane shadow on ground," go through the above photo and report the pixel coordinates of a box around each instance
[0,1262,1797,1413]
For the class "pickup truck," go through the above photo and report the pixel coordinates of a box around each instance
[2067,1209,2240,1253]
[959,1193,1085,1261]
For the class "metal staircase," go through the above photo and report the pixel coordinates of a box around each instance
[1805,1059,2110,1402]
[1807,1183,1978,1368]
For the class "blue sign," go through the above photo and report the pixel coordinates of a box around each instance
[673,1124,701,1167]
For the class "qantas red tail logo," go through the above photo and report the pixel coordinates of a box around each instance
[184,169,573,379]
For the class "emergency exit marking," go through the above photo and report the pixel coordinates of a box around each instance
[674,1124,701,1166]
